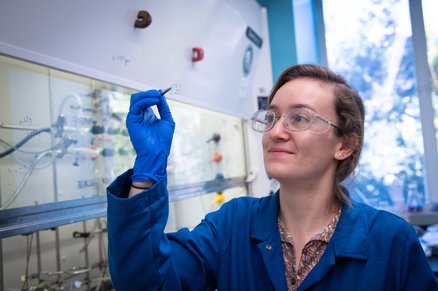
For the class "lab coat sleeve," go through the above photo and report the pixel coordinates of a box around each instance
[400,228,438,291]
[106,170,182,291]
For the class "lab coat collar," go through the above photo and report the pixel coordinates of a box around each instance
[250,191,281,241]
[300,202,369,289]
[249,190,370,289]
[250,191,369,260]
[249,191,287,290]
[332,201,369,260]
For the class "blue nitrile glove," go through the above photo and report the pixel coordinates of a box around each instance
[126,89,175,182]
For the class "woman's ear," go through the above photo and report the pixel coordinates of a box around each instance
[334,133,358,160]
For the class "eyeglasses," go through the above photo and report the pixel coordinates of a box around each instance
[250,107,340,133]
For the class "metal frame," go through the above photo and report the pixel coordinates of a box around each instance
[0,176,247,239]
[0,196,107,239]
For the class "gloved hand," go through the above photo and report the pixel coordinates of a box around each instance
[126,89,175,182]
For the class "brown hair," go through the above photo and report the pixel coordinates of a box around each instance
[268,64,365,205]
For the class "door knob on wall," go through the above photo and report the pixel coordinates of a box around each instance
[134,10,152,28]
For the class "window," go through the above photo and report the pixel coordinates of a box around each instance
[322,0,438,213]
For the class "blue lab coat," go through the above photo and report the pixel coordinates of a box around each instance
[107,170,438,291]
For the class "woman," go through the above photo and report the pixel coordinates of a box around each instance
[107,64,438,290]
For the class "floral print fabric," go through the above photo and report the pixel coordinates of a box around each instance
[278,208,341,290]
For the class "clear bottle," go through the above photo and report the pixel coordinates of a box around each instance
[405,181,423,213]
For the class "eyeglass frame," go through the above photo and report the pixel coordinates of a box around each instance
[250,107,341,133]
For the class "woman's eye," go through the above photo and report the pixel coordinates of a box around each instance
[291,114,310,124]
[264,114,276,124]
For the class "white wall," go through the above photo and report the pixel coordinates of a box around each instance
[0,0,264,118]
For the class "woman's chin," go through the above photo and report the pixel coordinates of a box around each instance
[265,170,292,182]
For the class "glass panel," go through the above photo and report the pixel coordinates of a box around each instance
[322,0,426,213]
[168,102,246,186]
[422,0,438,153]
[0,55,136,208]
[0,54,247,210]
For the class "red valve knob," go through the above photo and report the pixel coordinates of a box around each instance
[192,47,204,62]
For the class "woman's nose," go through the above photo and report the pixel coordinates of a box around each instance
[267,116,289,139]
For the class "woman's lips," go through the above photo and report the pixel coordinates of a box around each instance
[268,147,294,154]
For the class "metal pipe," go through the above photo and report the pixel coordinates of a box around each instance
[82,221,91,291]
[55,228,62,285]
[36,231,42,284]
[0,122,41,131]
[0,240,3,291]
[0,164,3,290]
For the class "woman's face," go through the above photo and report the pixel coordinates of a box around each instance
[262,78,344,185]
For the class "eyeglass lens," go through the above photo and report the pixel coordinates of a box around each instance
[251,108,332,133]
